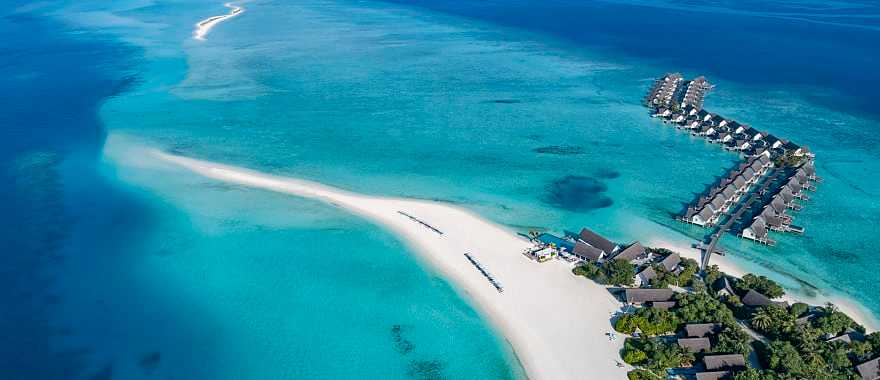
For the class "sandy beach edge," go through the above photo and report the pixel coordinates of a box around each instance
[149,149,630,380]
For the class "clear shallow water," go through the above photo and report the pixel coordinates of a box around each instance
[3,0,880,378]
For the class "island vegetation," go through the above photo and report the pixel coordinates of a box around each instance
[570,248,879,380]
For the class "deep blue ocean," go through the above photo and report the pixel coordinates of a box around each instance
[2,0,878,379]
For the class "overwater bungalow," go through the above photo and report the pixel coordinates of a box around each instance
[731,176,748,193]
[697,109,712,122]
[759,208,785,230]
[731,139,751,151]
[770,196,789,215]
[707,194,728,213]
[742,217,770,243]
[691,207,717,226]
[740,168,757,184]
[764,134,783,149]
[645,73,684,108]
[680,76,712,109]
[720,185,738,202]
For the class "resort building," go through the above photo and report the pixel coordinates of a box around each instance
[636,267,657,287]
[572,241,605,262]
[623,288,675,305]
[613,242,649,263]
[645,73,684,108]
[695,371,732,380]
[856,357,880,380]
[577,228,618,255]
[660,252,681,272]
[685,323,722,338]
[690,206,717,226]
[741,217,770,244]
[650,301,676,310]
[741,289,773,307]
[703,354,747,371]
[679,76,712,109]
[677,337,711,353]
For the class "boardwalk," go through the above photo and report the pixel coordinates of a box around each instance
[701,170,779,269]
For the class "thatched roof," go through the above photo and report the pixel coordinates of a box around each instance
[703,354,746,370]
[623,288,675,304]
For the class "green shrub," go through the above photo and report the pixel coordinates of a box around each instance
[735,274,785,298]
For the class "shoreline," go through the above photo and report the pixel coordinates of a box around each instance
[644,237,880,332]
[193,3,243,41]
[153,150,630,380]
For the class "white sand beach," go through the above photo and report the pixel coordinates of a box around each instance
[193,3,243,41]
[153,150,628,380]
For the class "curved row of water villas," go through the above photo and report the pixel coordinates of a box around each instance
[681,156,773,227]
[741,163,820,244]
[645,73,712,111]
[644,72,684,108]
[653,105,813,159]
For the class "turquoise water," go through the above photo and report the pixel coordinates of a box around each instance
[4,0,880,378]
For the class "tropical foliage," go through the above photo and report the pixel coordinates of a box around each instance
[572,259,635,287]
[614,307,678,336]
[734,274,785,298]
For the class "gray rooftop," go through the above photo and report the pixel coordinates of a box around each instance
[678,337,711,353]
[685,323,722,338]
[614,242,646,262]
[703,354,746,371]
[857,357,880,380]
[695,371,731,380]
[573,241,604,261]
[578,228,617,254]
[661,253,681,272]
[742,289,773,307]
[624,288,675,304]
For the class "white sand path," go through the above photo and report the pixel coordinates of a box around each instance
[193,3,243,41]
[154,150,628,380]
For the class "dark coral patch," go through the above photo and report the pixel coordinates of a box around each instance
[593,168,620,179]
[545,175,613,212]
[407,360,444,380]
[391,325,415,355]
[139,351,161,374]
[532,145,584,155]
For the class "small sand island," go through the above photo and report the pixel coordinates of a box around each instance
[155,149,879,380]
[193,3,243,41]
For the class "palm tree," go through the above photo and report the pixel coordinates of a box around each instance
[751,308,774,331]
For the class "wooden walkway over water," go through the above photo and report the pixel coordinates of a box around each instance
[700,169,780,270]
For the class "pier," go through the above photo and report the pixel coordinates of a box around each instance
[645,73,820,254]
[464,253,503,292]
[699,170,780,269]
[398,211,443,235]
